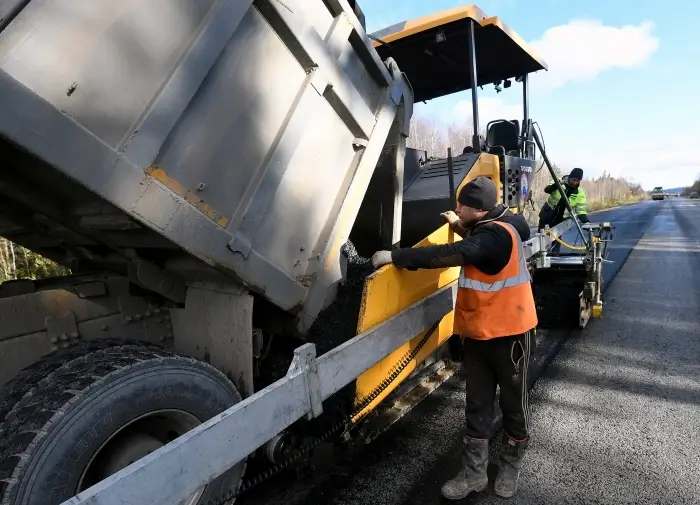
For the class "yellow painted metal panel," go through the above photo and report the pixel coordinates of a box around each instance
[351,153,502,422]
[370,6,547,72]
[480,16,549,71]
[351,224,459,422]
[457,153,500,195]
[371,5,487,45]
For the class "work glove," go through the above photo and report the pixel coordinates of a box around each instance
[371,250,393,269]
[440,210,460,226]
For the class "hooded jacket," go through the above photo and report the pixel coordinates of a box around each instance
[391,204,531,274]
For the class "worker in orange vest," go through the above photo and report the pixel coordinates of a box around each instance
[372,176,538,500]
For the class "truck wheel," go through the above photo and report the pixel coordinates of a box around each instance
[0,340,246,505]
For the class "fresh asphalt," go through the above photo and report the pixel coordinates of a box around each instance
[239,198,700,505]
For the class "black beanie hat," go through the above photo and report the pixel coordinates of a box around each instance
[569,168,583,180]
[457,176,498,210]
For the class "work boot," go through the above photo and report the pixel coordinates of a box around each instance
[494,434,528,498]
[440,435,489,500]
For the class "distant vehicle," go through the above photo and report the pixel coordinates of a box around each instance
[651,186,665,200]
[690,192,699,199]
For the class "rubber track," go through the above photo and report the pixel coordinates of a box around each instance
[0,340,232,503]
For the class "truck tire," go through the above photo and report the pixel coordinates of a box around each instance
[0,340,246,505]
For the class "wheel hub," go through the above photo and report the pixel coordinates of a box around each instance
[78,410,204,505]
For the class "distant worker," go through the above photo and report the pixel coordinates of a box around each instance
[371,177,537,500]
[537,167,589,231]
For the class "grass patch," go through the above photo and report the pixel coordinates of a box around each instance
[588,194,648,212]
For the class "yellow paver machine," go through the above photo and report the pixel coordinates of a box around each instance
[0,2,610,504]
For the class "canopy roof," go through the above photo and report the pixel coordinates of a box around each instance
[370,5,548,102]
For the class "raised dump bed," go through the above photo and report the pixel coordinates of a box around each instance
[0,0,412,339]
[0,2,416,503]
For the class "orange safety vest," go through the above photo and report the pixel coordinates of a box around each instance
[453,221,538,340]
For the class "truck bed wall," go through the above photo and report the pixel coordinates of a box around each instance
[0,0,414,335]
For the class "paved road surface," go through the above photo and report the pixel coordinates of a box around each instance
[239,198,700,505]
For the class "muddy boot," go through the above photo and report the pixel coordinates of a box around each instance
[494,435,528,498]
[440,436,489,500]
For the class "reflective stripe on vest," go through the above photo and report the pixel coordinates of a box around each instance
[458,222,531,292]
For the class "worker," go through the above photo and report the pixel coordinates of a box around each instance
[371,176,537,500]
[537,167,589,231]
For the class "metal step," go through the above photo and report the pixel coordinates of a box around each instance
[548,255,585,266]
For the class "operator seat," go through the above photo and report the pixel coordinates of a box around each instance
[486,119,520,157]
[486,119,521,182]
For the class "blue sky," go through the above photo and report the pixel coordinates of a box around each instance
[361,0,700,190]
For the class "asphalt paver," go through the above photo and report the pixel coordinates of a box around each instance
[240,198,700,505]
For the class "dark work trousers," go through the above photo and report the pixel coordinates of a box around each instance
[461,330,536,441]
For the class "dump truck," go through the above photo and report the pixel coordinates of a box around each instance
[0,2,611,505]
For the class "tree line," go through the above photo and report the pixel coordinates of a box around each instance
[0,240,69,283]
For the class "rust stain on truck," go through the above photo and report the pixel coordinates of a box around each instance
[145,166,229,228]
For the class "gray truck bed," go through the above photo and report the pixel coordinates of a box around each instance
[0,0,413,335]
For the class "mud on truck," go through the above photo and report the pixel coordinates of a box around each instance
[0,2,611,505]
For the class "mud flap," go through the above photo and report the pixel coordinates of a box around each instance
[532,263,588,329]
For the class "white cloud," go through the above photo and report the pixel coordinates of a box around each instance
[440,19,675,188]
[530,19,659,90]
[448,19,661,131]
[561,136,700,190]
[416,19,691,189]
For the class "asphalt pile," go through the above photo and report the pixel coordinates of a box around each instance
[305,241,374,420]
[256,241,373,415]
[308,241,374,355]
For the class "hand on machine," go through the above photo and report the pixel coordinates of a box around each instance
[440,210,460,227]
[371,250,392,268]
[371,210,462,269]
